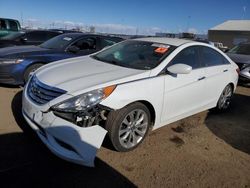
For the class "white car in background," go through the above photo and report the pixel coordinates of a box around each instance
[22,38,239,166]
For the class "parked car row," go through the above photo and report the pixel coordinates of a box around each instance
[0,30,63,48]
[0,25,242,167]
[0,33,123,85]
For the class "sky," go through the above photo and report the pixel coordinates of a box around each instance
[0,0,250,35]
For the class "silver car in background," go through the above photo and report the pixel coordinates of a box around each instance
[227,42,250,82]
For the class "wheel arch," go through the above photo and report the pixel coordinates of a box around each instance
[228,82,235,92]
[23,62,45,83]
[23,61,46,74]
[134,100,156,127]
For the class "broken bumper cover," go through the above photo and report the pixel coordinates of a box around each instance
[22,92,107,167]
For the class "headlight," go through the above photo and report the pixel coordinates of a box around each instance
[0,59,23,64]
[52,85,116,112]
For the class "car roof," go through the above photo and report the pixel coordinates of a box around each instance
[134,37,192,46]
[17,29,62,35]
[49,29,82,33]
[0,18,19,22]
[55,32,123,40]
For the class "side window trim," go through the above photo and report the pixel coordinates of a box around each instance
[197,46,205,68]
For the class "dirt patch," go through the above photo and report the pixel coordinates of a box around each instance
[0,85,250,187]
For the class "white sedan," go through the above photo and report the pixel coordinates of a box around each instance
[22,37,239,166]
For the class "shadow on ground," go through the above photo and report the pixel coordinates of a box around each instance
[0,83,20,89]
[205,93,250,154]
[0,91,136,188]
[238,80,250,88]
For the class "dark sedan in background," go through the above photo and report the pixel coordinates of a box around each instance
[227,42,250,82]
[0,33,123,85]
[0,30,63,48]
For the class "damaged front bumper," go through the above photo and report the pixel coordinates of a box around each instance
[22,90,107,167]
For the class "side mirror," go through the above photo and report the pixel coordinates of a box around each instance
[167,64,192,74]
[68,46,80,53]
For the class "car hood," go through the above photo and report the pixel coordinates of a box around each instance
[227,53,250,64]
[0,45,50,59]
[36,56,150,95]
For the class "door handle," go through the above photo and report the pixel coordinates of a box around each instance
[198,76,206,81]
[223,69,228,72]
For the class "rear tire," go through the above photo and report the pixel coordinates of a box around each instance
[23,63,43,84]
[105,102,151,152]
[213,84,233,112]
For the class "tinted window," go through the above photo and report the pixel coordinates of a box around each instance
[25,31,46,41]
[71,37,96,50]
[0,19,7,30]
[201,46,229,67]
[101,38,117,48]
[25,31,57,42]
[9,20,18,31]
[93,40,175,70]
[46,32,60,40]
[228,44,250,55]
[168,46,200,69]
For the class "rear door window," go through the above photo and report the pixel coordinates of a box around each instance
[0,19,7,30]
[71,37,97,51]
[201,46,229,67]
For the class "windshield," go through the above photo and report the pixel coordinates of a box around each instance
[228,44,250,55]
[40,35,76,49]
[92,40,175,70]
[0,32,24,40]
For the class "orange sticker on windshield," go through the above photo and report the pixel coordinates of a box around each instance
[154,47,168,54]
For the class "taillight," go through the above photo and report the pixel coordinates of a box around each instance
[236,68,240,74]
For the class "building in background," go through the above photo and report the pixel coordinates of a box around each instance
[208,20,250,49]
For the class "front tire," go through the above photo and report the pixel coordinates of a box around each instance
[105,102,151,152]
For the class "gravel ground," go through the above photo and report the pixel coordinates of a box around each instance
[0,85,249,187]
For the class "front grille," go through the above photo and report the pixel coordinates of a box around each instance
[0,71,12,78]
[27,76,67,105]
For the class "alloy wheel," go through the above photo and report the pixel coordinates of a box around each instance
[218,85,233,109]
[118,109,149,149]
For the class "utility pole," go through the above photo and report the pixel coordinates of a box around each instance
[242,6,247,19]
[186,15,191,32]
[20,12,23,27]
